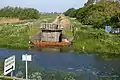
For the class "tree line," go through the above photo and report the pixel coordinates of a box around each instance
[64,1,120,28]
[0,6,40,19]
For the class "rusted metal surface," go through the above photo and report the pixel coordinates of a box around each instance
[31,41,71,48]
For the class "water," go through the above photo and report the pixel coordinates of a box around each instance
[0,48,120,80]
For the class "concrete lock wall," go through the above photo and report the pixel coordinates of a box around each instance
[41,32,61,42]
[40,23,63,42]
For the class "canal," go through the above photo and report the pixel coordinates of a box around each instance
[0,48,120,80]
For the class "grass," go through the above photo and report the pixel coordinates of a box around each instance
[0,23,29,49]
[63,29,73,37]
[29,26,40,36]
[0,61,3,75]
[71,18,120,54]
[0,13,119,54]
[0,14,58,49]
[39,14,58,23]
[29,14,58,36]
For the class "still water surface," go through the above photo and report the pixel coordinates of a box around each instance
[0,48,120,79]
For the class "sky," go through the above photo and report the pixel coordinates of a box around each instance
[0,0,88,12]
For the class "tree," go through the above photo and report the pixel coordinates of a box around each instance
[64,8,77,18]
[84,0,95,7]
[76,1,120,28]
[84,0,120,7]
[0,6,40,19]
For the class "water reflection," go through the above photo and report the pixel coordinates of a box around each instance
[0,48,120,80]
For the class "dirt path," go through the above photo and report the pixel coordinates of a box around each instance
[0,18,24,24]
[52,14,72,29]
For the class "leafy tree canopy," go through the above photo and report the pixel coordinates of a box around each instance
[64,1,120,28]
[0,6,40,19]
[64,8,77,18]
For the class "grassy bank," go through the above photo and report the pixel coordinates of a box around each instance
[0,14,58,49]
[71,19,120,54]
[0,23,29,49]
[0,61,3,75]
[39,14,58,23]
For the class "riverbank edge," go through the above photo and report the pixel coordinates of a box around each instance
[0,45,119,55]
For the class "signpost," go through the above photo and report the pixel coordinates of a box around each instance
[22,54,32,80]
[4,55,15,76]
[105,26,112,33]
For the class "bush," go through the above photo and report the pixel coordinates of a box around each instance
[0,6,40,19]
[73,27,120,54]
[64,8,77,18]
[65,1,120,28]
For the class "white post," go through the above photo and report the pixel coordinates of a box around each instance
[22,54,31,80]
[25,54,28,80]
[11,71,13,77]
[11,71,15,80]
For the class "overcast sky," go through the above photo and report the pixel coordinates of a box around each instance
[0,0,88,12]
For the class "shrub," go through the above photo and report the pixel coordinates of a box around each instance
[65,1,120,28]
[0,6,40,19]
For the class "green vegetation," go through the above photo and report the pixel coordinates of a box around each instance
[29,26,40,37]
[0,61,3,75]
[64,1,120,54]
[0,13,58,49]
[71,19,120,54]
[39,13,59,22]
[0,7,58,49]
[0,6,40,19]
[29,70,79,80]
[84,0,94,7]
[64,8,77,18]
[64,1,120,28]
[29,14,58,37]
[64,29,73,37]
[0,23,29,49]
